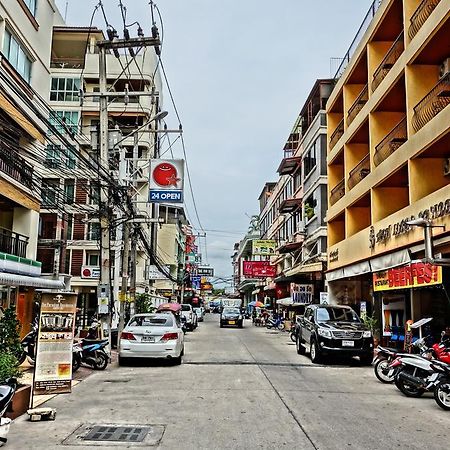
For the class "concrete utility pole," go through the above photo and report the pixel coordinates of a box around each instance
[118,223,130,335]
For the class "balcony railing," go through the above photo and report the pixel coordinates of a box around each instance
[329,118,344,150]
[412,73,450,131]
[347,84,369,126]
[0,144,33,189]
[374,118,407,166]
[348,154,370,190]
[409,0,441,40]
[0,227,29,258]
[372,32,404,93]
[330,179,345,206]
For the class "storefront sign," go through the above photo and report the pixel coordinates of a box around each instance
[252,240,276,256]
[33,293,77,395]
[146,265,170,280]
[373,261,442,292]
[149,159,185,203]
[196,266,214,277]
[329,249,339,262]
[81,266,100,279]
[242,261,276,278]
[191,275,201,289]
[291,284,314,303]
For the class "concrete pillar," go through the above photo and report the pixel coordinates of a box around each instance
[12,207,39,260]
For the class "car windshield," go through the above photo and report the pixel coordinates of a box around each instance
[316,307,360,323]
[128,315,173,327]
[181,305,191,311]
[223,307,240,314]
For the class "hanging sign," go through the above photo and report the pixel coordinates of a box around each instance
[196,266,214,277]
[291,284,314,304]
[373,261,442,292]
[33,293,77,395]
[149,159,185,203]
[252,240,276,256]
[242,261,276,278]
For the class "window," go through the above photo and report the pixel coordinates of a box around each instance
[22,0,37,16]
[89,183,100,205]
[3,29,32,82]
[50,78,80,102]
[87,223,100,241]
[303,140,317,177]
[41,179,59,206]
[64,180,75,204]
[86,252,99,266]
[45,144,77,169]
[49,111,79,135]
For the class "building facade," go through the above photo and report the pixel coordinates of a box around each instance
[326,0,450,341]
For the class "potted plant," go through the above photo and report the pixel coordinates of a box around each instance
[0,308,29,419]
[362,313,380,347]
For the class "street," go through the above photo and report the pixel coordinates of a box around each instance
[6,314,450,450]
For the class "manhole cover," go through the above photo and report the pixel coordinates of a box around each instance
[83,426,149,442]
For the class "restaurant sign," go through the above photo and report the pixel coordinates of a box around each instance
[373,261,442,292]
[242,261,276,278]
[252,240,276,256]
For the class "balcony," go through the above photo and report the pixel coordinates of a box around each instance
[0,228,29,258]
[412,73,450,132]
[374,118,407,166]
[372,33,404,93]
[329,118,344,150]
[0,144,33,190]
[348,154,370,190]
[347,84,369,126]
[409,0,441,40]
[279,197,302,214]
[330,179,345,206]
[277,156,301,176]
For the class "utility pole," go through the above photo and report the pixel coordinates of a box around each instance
[118,222,130,335]
[130,225,138,316]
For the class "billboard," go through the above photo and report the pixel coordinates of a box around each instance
[149,159,184,203]
[252,240,276,256]
[242,261,276,278]
[196,266,214,277]
[291,284,314,304]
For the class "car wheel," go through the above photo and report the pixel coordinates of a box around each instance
[220,323,223,328]
[118,356,128,366]
[310,339,322,364]
[238,322,243,328]
[180,346,185,357]
[173,355,182,365]
[296,336,306,355]
[359,353,373,366]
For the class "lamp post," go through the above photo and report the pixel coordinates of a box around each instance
[406,218,450,266]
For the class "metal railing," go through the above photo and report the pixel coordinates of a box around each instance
[330,179,345,206]
[374,118,407,166]
[0,227,29,258]
[409,0,441,40]
[348,154,371,190]
[0,144,33,189]
[333,0,383,79]
[372,32,404,93]
[412,73,450,131]
[329,118,344,150]
[347,84,369,126]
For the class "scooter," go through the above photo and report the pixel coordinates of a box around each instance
[73,339,109,370]
[18,318,38,365]
[0,378,17,446]
[430,361,450,410]
[266,316,285,331]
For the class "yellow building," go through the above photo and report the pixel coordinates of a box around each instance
[326,0,450,341]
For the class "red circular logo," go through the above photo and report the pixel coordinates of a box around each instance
[153,163,180,187]
[82,268,91,277]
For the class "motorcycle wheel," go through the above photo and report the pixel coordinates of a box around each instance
[290,332,296,343]
[374,359,395,383]
[18,352,27,365]
[277,323,285,331]
[94,353,108,370]
[434,382,450,411]
[26,355,35,366]
[72,354,81,373]
[395,368,425,397]
[266,324,272,329]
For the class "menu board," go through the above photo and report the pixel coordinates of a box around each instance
[33,293,77,395]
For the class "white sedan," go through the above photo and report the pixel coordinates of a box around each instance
[119,313,184,365]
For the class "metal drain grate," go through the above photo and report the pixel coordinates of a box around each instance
[83,426,150,443]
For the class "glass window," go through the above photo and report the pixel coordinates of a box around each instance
[41,179,58,206]
[50,78,80,102]
[64,180,75,204]
[316,307,360,323]
[304,140,317,177]
[49,111,79,135]
[86,252,99,266]
[23,0,37,16]
[87,223,100,241]
[3,30,32,82]
[45,144,60,167]
[128,315,174,327]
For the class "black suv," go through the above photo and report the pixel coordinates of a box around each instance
[296,304,373,364]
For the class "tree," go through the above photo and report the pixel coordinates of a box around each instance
[135,294,155,314]
[0,307,22,359]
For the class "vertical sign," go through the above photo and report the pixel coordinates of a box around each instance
[33,293,77,395]
[149,159,185,203]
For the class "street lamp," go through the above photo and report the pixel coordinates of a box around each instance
[406,218,450,266]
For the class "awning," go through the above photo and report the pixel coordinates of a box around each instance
[277,241,302,254]
[264,283,276,291]
[285,262,323,277]
[0,273,65,289]
[277,156,301,176]
[276,297,293,306]
[279,197,302,214]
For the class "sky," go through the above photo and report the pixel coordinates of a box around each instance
[56,0,372,284]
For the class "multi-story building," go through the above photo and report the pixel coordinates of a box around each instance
[38,25,163,326]
[326,0,450,339]
[0,0,64,334]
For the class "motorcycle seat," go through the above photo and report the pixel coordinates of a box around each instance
[81,338,108,345]
[0,386,14,403]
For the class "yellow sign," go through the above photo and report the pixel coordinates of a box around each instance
[373,262,442,292]
[252,240,276,255]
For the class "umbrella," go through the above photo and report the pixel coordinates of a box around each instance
[249,301,265,308]
[157,302,182,313]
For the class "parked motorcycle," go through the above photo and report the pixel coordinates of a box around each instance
[18,318,38,365]
[266,316,285,331]
[72,339,109,371]
[431,361,450,410]
[0,378,17,446]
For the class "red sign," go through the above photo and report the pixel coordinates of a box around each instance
[242,261,276,278]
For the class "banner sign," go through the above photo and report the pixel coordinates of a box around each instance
[196,266,214,277]
[146,265,170,280]
[373,261,442,292]
[191,275,201,290]
[149,159,185,203]
[252,240,276,256]
[33,293,77,395]
[291,284,314,303]
[242,261,276,278]
[81,266,100,279]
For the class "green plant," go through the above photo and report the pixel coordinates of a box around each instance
[0,307,22,359]
[362,314,380,337]
[0,352,22,383]
[305,204,315,219]
[135,294,155,314]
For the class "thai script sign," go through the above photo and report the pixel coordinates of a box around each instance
[252,240,276,256]
[242,261,276,278]
[291,284,314,303]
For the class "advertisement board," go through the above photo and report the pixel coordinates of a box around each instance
[291,284,314,303]
[196,266,214,277]
[252,240,276,256]
[81,266,100,279]
[373,261,442,292]
[33,293,77,395]
[242,261,276,278]
[149,159,185,203]
[146,265,170,280]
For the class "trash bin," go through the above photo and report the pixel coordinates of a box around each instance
[0,417,12,447]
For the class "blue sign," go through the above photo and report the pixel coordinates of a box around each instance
[149,190,183,203]
[191,275,201,290]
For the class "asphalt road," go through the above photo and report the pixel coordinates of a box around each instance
[7,314,450,449]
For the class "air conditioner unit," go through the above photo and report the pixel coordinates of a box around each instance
[439,58,450,79]
[444,158,450,177]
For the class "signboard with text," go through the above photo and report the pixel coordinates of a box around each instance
[373,261,442,292]
[291,284,314,303]
[196,266,214,277]
[242,261,276,278]
[149,159,184,203]
[33,293,77,395]
[252,240,276,256]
